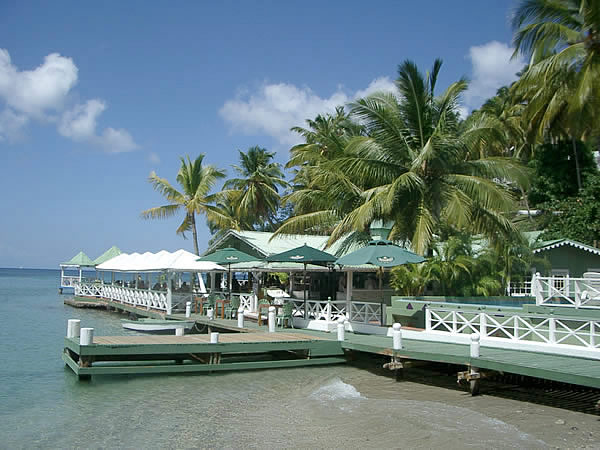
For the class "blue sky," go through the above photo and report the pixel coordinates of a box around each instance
[0,1,525,268]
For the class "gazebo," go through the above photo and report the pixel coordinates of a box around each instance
[59,251,95,293]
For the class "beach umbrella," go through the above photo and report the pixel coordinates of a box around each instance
[197,248,262,298]
[266,244,337,318]
[335,240,425,313]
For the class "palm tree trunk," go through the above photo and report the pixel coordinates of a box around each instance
[572,137,582,191]
[190,213,200,256]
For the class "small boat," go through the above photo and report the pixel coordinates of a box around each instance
[121,318,196,333]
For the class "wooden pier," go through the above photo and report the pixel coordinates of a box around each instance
[63,331,345,378]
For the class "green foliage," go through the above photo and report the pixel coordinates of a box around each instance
[141,154,225,255]
[538,173,600,246]
[528,140,597,205]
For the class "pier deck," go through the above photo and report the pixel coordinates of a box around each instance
[63,323,600,390]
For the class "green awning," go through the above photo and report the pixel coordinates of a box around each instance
[335,240,425,268]
[93,246,122,265]
[61,251,95,267]
[265,244,336,265]
[197,247,261,265]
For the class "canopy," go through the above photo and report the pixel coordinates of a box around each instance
[266,244,336,318]
[335,240,425,268]
[61,251,95,267]
[96,249,226,272]
[265,244,336,265]
[197,247,262,298]
[197,247,261,265]
[93,246,122,266]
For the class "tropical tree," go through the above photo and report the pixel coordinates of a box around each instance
[141,154,225,255]
[279,59,530,255]
[222,146,288,230]
[512,0,600,188]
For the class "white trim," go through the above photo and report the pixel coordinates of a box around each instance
[533,239,600,256]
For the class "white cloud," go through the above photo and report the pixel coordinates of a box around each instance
[354,77,396,99]
[58,99,138,153]
[58,99,106,140]
[0,108,28,141]
[463,41,526,111]
[0,49,78,118]
[220,77,396,146]
[0,48,138,152]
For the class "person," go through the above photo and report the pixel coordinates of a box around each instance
[152,282,161,290]
[366,275,377,290]
[338,275,346,293]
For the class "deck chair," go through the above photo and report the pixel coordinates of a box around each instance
[582,272,600,304]
[224,295,240,319]
[277,301,294,328]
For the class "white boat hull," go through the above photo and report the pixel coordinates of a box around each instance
[121,320,196,332]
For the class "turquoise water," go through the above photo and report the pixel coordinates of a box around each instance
[0,269,595,448]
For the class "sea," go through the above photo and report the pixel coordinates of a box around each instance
[0,268,598,449]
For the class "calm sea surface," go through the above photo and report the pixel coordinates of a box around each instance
[0,268,597,449]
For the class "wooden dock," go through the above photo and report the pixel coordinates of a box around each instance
[63,331,345,378]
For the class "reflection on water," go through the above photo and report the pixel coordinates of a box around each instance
[0,269,598,448]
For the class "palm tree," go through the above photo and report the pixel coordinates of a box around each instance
[512,0,600,188]
[279,60,529,255]
[141,154,225,255]
[512,0,600,118]
[222,146,288,229]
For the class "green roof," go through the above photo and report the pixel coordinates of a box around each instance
[93,246,122,265]
[61,251,95,267]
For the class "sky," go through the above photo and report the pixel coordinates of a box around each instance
[0,0,527,268]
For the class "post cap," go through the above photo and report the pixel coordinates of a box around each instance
[470,333,480,342]
[393,323,401,331]
[269,306,276,312]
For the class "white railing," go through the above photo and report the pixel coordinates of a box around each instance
[350,301,383,325]
[532,273,600,309]
[74,282,103,297]
[425,306,600,349]
[291,299,347,322]
[238,293,256,312]
[61,275,80,288]
[290,299,382,325]
[507,281,532,297]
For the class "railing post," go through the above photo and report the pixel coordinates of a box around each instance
[80,328,94,346]
[326,297,332,322]
[185,301,191,318]
[268,306,276,333]
[480,313,487,337]
[513,315,519,340]
[337,319,345,342]
[67,319,81,338]
[392,323,402,350]
[533,272,542,305]
[425,307,432,331]
[549,318,556,344]
[470,333,480,358]
[237,307,244,328]
[452,311,457,334]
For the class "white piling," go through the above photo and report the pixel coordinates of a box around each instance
[337,319,345,341]
[80,327,94,346]
[185,301,191,318]
[207,308,214,320]
[210,332,219,343]
[470,333,480,358]
[67,319,81,338]
[237,307,245,328]
[175,327,184,336]
[268,306,276,333]
[392,323,402,350]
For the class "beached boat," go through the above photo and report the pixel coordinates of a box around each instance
[121,318,196,332]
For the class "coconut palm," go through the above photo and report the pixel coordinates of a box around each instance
[512,0,600,118]
[280,59,529,255]
[141,154,225,255]
[512,0,600,187]
[223,146,288,229]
